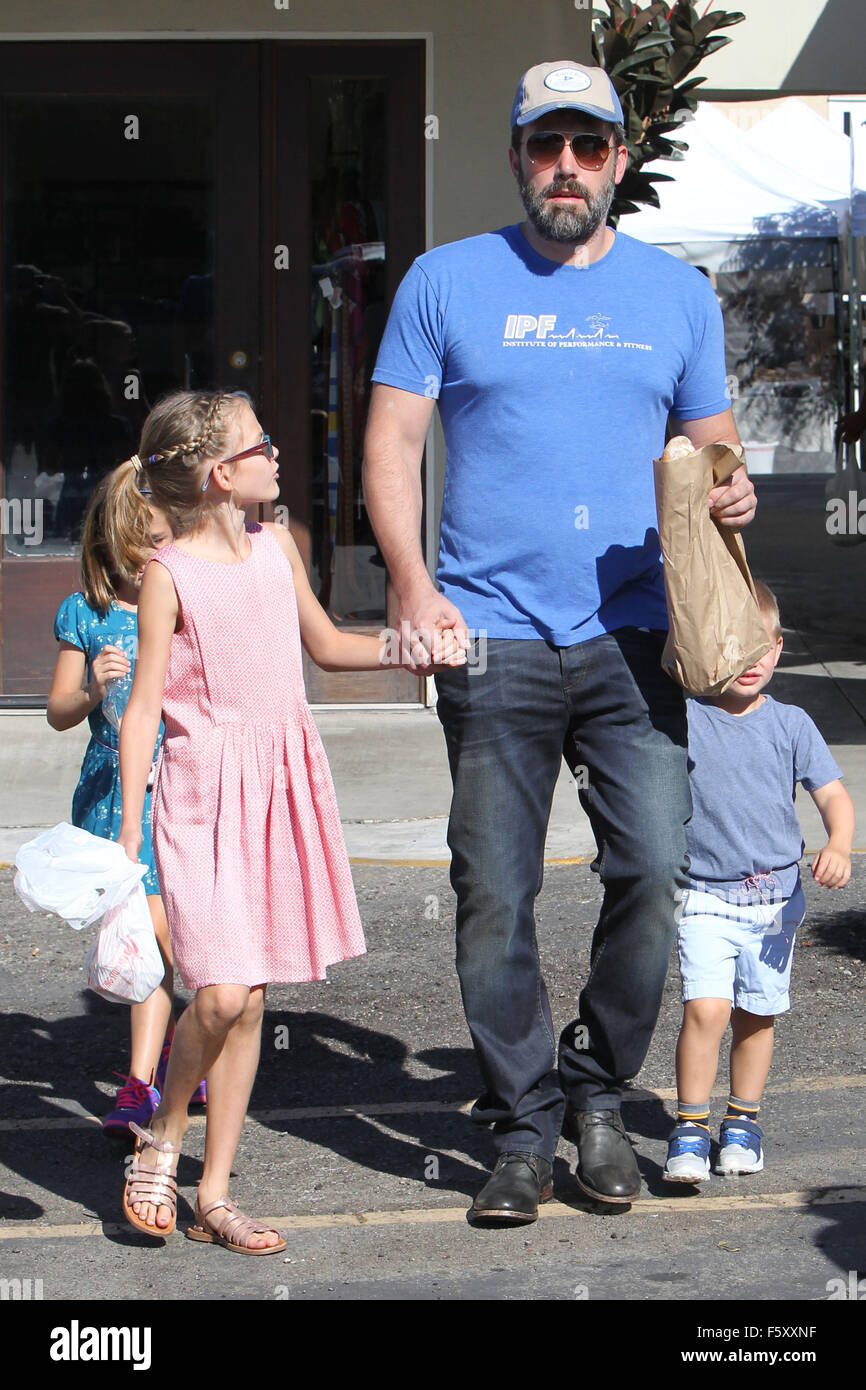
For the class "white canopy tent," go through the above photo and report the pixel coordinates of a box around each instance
[625,100,857,245]
[828,97,866,238]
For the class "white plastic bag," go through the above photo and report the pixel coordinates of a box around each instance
[85,883,165,1004]
[14,822,163,1005]
[14,823,145,930]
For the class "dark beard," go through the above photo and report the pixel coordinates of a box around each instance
[517,163,617,244]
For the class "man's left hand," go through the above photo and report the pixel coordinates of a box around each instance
[708,464,756,529]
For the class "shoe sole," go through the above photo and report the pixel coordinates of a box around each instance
[186,1225,287,1255]
[574,1173,639,1205]
[715,1155,764,1175]
[104,1120,151,1138]
[468,1182,554,1225]
[662,1154,711,1184]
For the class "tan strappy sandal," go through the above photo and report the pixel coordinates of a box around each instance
[122,1121,182,1238]
[186,1196,287,1256]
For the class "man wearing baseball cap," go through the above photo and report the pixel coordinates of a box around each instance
[364,61,754,1224]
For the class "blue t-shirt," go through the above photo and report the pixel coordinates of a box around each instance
[685,694,843,902]
[372,226,730,644]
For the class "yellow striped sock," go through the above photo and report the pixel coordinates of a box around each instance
[677,1101,711,1132]
[725,1096,760,1123]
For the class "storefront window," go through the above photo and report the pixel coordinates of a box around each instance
[2,97,214,557]
[308,77,387,620]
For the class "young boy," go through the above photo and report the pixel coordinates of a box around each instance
[664,581,854,1182]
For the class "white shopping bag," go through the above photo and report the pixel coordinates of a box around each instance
[14,823,145,930]
[14,822,163,1005]
[85,883,165,1004]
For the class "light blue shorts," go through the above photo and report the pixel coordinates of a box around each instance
[677,883,806,1016]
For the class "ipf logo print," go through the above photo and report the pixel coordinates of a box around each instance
[504,314,558,340]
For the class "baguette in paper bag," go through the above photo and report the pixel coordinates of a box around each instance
[653,438,770,696]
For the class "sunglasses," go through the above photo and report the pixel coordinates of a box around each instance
[201,435,275,492]
[525,132,613,172]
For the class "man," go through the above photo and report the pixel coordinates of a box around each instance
[363,60,756,1224]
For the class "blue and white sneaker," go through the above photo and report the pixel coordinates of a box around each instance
[715,1116,764,1175]
[663,1122,711,1183]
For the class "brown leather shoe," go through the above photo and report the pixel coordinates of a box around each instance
[468,1151,554,1226]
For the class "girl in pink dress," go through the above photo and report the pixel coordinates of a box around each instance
[117,390,464,1252]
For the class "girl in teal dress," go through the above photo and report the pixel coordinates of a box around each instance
[47,462,203,1134]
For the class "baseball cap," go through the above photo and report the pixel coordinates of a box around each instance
[511,60,624,128]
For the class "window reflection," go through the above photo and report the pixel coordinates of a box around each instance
[310,78,387,621]
[2,99,214,555]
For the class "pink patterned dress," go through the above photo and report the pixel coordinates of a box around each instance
[148,522,366,988]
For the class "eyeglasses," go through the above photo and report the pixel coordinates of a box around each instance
[525,132,613,172]
[201,435,275,492]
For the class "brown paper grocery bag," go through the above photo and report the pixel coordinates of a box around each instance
[653,442,771,696]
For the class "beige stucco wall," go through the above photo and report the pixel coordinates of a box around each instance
[0,0,593,250]
[699,0,865,96]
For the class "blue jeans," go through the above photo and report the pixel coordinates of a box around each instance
[435,628,691,1161]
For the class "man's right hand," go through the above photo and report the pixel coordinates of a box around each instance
[397,584,470,673]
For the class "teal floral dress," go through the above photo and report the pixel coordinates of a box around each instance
[54,592,163,894]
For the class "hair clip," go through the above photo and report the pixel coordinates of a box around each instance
[129,453,143,474]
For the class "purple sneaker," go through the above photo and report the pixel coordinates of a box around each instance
[155,1032,207,1107]
[103,1075,160,1136]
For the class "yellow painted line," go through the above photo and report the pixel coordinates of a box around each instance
[0,1221,107,1241]
[2,1074,863,1134]
[0,1187,860,1242]
[635,1073,866,1104]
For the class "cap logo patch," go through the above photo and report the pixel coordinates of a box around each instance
[544,68,593,93]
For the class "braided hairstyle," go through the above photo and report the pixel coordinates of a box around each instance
[135,390,245,537]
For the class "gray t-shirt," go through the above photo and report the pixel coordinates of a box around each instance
[685,694,843,902]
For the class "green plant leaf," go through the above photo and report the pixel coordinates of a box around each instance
[630,31,674,54]
[701,35,735,55]
[651,139,686,159]
[701,9,745,29]
[623,5,669,41]
[609,49,673,78]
